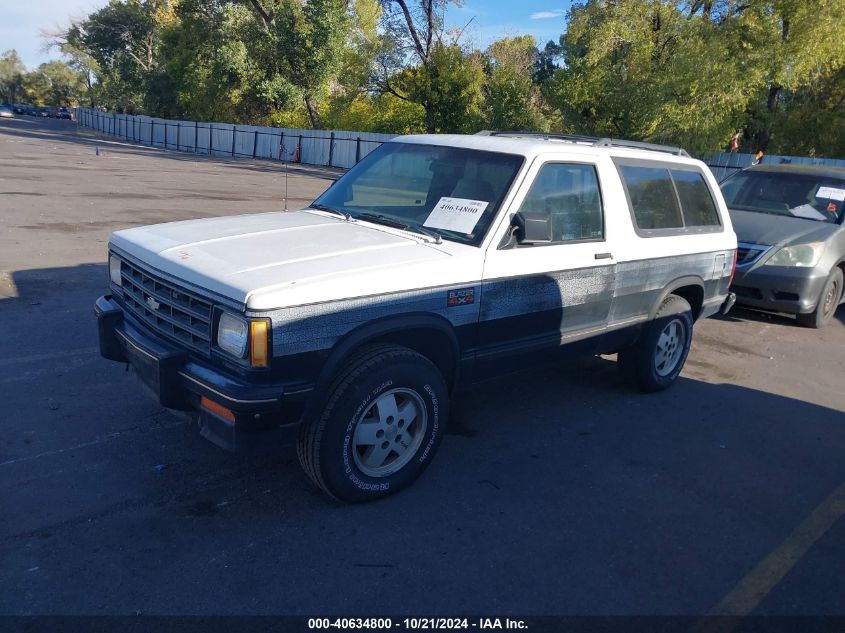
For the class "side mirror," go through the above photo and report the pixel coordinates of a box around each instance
[513,211,553,245]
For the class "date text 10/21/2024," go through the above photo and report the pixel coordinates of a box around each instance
[307,618,529,630]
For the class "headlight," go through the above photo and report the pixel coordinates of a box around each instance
[109,255,122,287]
[217,312,248,358]
[764,242,825,268]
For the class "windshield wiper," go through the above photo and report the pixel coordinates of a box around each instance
[311,203,351,221]
[356,213,442,244]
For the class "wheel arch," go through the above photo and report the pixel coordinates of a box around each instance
[649,276,705,321]
[312,312,461,400]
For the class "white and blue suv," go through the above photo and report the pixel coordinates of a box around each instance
[96,132,737,502]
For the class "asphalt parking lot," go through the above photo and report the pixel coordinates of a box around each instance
[1,117,843,617]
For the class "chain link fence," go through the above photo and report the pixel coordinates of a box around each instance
[75,108,396,169]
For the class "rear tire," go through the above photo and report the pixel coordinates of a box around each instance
[796,267,843,329]
[297,344,448,503]
[618,295,693,393]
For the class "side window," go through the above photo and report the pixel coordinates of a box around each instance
[619,166,683,230]
[518,163,604,243]
[671,170,721,227]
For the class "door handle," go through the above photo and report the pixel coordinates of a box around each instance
[594,252,613,260]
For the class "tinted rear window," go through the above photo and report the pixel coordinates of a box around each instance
[619,166,683,230]
[672,170,721,227]
[618,164,722,234]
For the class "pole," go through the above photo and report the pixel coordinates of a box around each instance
[194,121,198,153]
[252,130,258,158]
[164,121,168,149]
[328,132,335,167]
[231,126,237,157]
[151,120,155,147]
[356,137,361,164]
[176,122,181,151]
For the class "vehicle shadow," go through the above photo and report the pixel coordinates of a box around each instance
[716,303,845,329]
[712,305,799,327]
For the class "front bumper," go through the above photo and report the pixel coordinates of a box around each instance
[95,295,306,451]
[731,264,828,315]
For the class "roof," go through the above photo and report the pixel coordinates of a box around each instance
[391,133,701,165]
[742,163,845,179]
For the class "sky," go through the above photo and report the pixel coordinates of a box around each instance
[1,0,574,70]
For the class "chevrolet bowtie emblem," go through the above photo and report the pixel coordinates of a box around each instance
[146,296,161,311]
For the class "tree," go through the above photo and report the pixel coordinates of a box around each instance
[728,0,845,150]
[0,50,26,104]
[375,0,485,133]
[34,61,89,105]
[548,1,758,152]
[242,0,351,128]
[484,35,550,132]
[59,0,172,112]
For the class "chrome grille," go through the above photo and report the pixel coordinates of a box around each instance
[736,242,770,267]
[118,258,213,355]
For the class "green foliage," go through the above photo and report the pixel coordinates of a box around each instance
[548,0,845,154]
[0,50,26,103]
[0,50,87,106]
[239,0,351,127]
[34,0,845,155]
[398,43,484,133]
[484,35,550,132]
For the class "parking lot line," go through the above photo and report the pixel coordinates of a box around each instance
[699,480,845,630]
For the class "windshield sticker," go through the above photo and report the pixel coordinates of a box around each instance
[816,186,845,201]
[790,204,828,221]
[424,197,489,234]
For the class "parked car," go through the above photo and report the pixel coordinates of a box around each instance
[57,107,73,120]
[24,105,39,116]
[12,104,26,115]
[95,133,737,502]
[721,164,845,328]
[0,105,14,119]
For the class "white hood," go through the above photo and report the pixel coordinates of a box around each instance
[110,210,483,310]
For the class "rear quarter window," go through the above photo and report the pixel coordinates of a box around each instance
[617,161,722,236]
[671,169,721,227]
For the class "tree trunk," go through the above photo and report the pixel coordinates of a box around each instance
[304,93,322,129]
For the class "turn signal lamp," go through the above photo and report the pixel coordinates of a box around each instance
[250,320,269,367]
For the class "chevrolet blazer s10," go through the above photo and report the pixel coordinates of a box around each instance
[96,133,738,502]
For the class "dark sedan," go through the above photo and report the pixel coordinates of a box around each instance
[721,164,845,328]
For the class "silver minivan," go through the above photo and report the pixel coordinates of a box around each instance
[722,164,845,328]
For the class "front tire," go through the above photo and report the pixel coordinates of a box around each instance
[297,345,448,503]
[796,267,843,329]
[618,295,694,393]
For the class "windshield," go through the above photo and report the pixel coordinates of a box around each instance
[312,142,524,245]
[720,170,845,224]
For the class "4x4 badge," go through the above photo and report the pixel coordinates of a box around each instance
[447,287,475,307]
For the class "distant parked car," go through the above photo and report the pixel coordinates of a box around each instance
[57,107,73,120]
[12,104,26,115]
[0,105,14,119]
[721,164,845,328]
[37,107,49,117]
